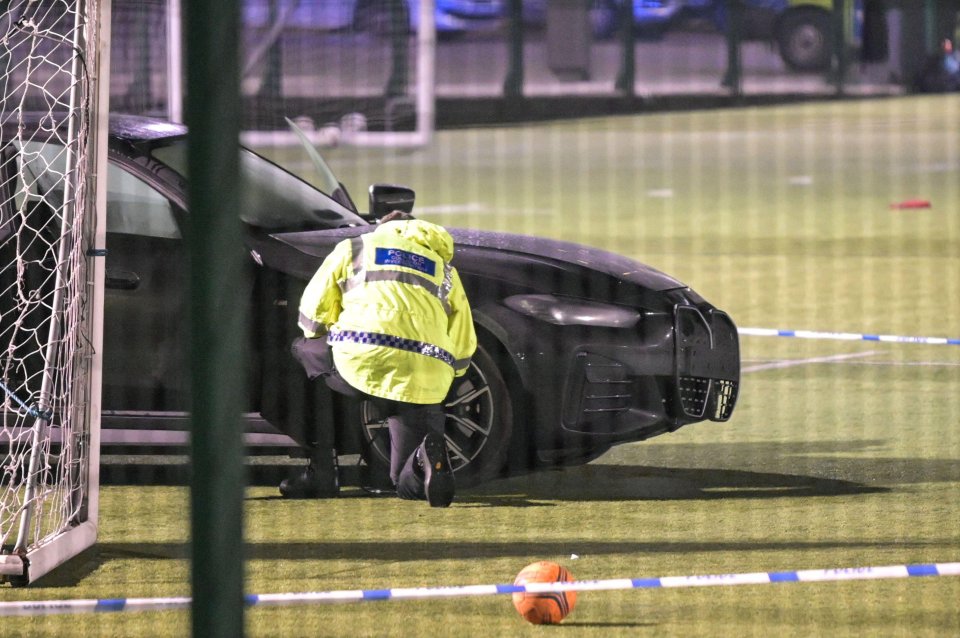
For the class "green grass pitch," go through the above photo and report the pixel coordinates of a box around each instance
[3,95,959,636]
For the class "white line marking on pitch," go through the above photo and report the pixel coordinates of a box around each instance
[744,358,960,368]
[845,360,960,367]
[742,351,878,373]
[646,189,674,198]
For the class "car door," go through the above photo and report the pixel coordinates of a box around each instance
[101,162,188,412]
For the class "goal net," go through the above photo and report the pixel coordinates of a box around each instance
[0,0,109,585]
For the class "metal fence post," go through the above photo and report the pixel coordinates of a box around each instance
[258,0,283,99]
[832,0,847,95]
[503,0,524,98]
[386,0,409,97]
[722,0,743,97]
[615,0,636,95]
[184,0,247,634]
[923,0,937,54]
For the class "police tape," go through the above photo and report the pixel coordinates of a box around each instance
[2,561,958,616]
[739,327,960,346]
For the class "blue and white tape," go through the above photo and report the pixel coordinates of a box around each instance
[739,327,960,346]
[1,561,957,617]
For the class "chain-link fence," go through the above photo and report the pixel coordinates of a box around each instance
[110,1,960,132]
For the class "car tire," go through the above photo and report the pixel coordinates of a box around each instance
[358,340,513,489]
[777,8,832,72]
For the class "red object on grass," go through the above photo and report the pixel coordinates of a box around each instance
[889,199,932,210]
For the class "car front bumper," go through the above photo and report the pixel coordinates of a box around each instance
[478,299,740,463]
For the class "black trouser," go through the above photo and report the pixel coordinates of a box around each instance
[290,336,446,500]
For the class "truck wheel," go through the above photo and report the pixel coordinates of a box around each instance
[777,8,832,72]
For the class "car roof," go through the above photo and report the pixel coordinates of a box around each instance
[109,114,186,142]
[1,112,187,143]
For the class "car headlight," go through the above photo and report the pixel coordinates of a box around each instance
[504,294,640,328]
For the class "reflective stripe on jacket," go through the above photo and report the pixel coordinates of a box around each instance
[298,219,477,404]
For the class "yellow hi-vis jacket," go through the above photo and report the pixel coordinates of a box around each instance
[298,219,477,404]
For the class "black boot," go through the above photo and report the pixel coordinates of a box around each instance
[279,450,339,499]
[418,433,454,507]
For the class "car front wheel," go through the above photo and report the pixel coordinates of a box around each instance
[359,341,513,489]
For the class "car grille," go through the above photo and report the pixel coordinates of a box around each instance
[678,376,737,421]
[709,378,737,421]
[674,305,740,422]
[678,375,710,417]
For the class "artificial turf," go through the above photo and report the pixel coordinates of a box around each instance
[3,95,958,636]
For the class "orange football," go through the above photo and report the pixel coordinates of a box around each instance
[512,561,577,625]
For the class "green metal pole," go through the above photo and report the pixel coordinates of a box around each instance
[258,0,283,99]
[615,0,636,95]
[503,0,524,98]
[385,0,409,97]
[721,0,743,96]
[922,0,935,54]
[831,0,846,95]
[184,0,247,635]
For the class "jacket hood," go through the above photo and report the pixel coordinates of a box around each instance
[374,219,454,262]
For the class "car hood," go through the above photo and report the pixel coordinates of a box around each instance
[272,226,686,292]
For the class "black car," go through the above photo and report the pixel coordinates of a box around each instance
[2,114,740,489]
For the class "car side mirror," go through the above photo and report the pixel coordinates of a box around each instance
[368,183,415,220]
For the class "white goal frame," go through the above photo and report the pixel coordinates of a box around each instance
[0,0,110,586]
[229,0,437,150]
[338,0,435,149]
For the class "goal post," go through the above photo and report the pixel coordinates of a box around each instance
[0,0,110,586]
[336,0,436,148]
[238,0,437,150]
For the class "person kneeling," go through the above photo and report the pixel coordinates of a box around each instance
[285,211,476,507]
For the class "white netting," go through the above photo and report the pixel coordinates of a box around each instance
[0,0,102,574]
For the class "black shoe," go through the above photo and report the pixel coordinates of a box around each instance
[279,461,339,499]
[419,433,454,507]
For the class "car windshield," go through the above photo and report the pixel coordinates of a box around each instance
[149,139,364,232]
